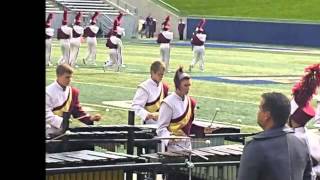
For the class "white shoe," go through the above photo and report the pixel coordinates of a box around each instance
[47,62,53,66]
[92,63,97,66]
[121,64,126,68]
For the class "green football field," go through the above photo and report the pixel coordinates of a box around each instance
[46,39,319,132]
[157,0,320,21]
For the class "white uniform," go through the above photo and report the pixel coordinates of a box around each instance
[132,79,165,125]
[116,26,125,66]
[157,92,193,151]
[58,25,73,65]
[159,31,173,72]
[84,25,99,65]
[190,33,207,71]
[45,27,54,66]
[69,25,84,67]
[106,35,123,71]
[46,81,71,137]
[315,95,320,127]
[293,127,320,177]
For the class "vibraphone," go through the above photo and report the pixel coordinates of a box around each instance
[142,144,244,180]
[46,150,144,180]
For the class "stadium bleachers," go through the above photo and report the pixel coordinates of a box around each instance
[46,0,63,13]
[55,0,119,15]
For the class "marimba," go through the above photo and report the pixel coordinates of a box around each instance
[46,150,143,180]
[190,120,243,148]
[46,124,158,153]
[142,144,244,180]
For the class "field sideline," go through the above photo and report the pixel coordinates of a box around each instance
[46,39,319,132]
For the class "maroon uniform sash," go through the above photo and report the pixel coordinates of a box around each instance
[157,33,171,44]
[191,34,204,46]
[83,27,96,38]
[72,29,81,38]
[106,37,118,49]
[57,28,70,40]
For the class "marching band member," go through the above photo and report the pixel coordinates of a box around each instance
[115,12,126,67]
[57,10,72,65]
[69,12,84,68]
[46,64,101,138]
[45,13,54,66]
[83,12,99,66]
[314,94,320,128]
[288,63,320,179]
[157,66,196,151]
[105,20,123,72]
[189,18,207,72]
[157,16,173,73]
[132,60,169,125]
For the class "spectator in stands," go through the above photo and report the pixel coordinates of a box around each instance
[157,16,173,73]
[189,18,207,72]
[288,63,320,179]
[83,12,100,66]
[46,64,101,138]
[69,12,84,68]
[57,10,73,65]
[45,13,54,66]
[157,66,196,152]
[145,15,152,38]
[178,19,185,41]
[149,17,156,38]
[132,60,169,125]
[238,92,312,180]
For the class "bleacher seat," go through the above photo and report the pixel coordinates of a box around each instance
[54,0,119,15]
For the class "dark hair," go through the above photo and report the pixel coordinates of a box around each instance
[150,60,166,74]
[261,92,290,127]
[174,66,190,89]
[56,63,73,77]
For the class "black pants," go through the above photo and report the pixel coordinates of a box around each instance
[179,33,183,40]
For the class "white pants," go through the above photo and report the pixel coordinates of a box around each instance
[190,45,205,71]
[85,37,97,64]
[58,39,70,65]
[45,39,52,65]
[117,46,124,65]
[160,45,170,72]
[69,38,81,67]
[109,48,120,71]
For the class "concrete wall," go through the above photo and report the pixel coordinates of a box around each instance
[187,18,320,47]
